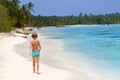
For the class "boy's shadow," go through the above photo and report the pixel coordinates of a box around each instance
[37,72,43,75]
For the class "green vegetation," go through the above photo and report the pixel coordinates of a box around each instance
[0,0,120,32]
[32,13,120,27]
[0,0,33,32]
[0,5,13,32]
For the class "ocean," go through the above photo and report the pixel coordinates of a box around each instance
[37,24,120,80]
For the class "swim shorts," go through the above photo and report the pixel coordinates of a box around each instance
[32,50,40,57]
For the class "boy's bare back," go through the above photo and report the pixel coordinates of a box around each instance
[30,39,41,51]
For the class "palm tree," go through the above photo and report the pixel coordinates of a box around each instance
[22,2,34,25]
[22,4,27,12]
[28,2,34,13]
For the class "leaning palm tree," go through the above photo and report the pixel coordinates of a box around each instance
[22,2,34,25]
[22,4,27,12]
[22,4,28,26]
[28,2,34,13]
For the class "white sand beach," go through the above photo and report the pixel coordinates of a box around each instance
[0,32,117,80]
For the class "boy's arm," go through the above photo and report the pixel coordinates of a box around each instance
[38,41,41,50]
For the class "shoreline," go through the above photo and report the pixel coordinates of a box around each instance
[0,29,119,80]
[12,31,102,80]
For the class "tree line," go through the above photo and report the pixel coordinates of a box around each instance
[33,13,120,27]
[0,0,120,32]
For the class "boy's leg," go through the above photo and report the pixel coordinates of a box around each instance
[32,57,35,73]
[36,57,39,74]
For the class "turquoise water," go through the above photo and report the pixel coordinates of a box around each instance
[38,24,120,79]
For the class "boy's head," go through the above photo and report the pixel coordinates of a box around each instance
[31,33,38,38]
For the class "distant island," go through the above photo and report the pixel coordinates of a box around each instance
[0,0,120,32]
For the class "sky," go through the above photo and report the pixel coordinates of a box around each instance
[20,0,120,16]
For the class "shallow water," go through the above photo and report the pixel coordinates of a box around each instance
[37,24,120,80]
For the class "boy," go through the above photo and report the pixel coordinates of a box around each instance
[29,33,41,74]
